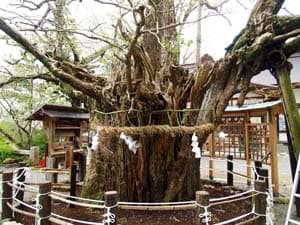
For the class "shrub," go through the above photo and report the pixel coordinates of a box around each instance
[31,128,47,155]
[0,137,14,162]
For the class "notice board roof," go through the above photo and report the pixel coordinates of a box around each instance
[28,104,90,120]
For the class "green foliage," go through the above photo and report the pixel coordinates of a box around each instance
[31,128,47,155]
[0,137,13,162]
[0,120,15,137]
[92,192,105,205]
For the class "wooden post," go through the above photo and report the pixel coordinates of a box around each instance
[269,107,279,196]
[208,133,214,180]
[38,182,51,225]
[78,153,86,181]
[65,148,74,169]
[254,180,267,225]
[2,172,13,220]
[195,191,210,225]
[104,191,118,225]
[259,168,269,191]
[227,155,233,186]
[46,157,57,183]
[245,112,251,186]
[16,163,26,202]
[254,161,262,180]
[30,146,40,166]
[69,164,77,208]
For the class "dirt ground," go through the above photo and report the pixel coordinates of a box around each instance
[14,181,257,225]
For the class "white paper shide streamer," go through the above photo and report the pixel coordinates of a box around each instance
[91,133,99,151]
[218,131,228,140]
[191,132,201,158]
[120,132,140,154]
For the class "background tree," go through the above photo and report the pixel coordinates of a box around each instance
[0,0,299,202]
[0,48,69,150]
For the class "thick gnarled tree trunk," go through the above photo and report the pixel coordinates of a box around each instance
[82,124,213,201]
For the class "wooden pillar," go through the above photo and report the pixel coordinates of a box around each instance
[254,180,267,225]
[227,155,233,186]
[269,108,279,196]
[245,111,251,186]
[46,119,56,157]
[30,146,40,166]
[254,161,262,180]
[38,182,51,225]
[195,191,210,225]
[78,153,86,181]
[208,133,214,180]
[104,191,118,225]
[259,168,269,191]
[69,164,77,208]
[46,157,57,183]
[2,172,13,220]
[65,148,74,169]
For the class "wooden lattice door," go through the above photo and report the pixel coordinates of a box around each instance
[247,123,270,164]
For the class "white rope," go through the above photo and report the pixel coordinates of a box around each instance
[209,188,254,203]
[35,193,42,225]
[227,159,253,168]
[266,191,274,225]
[227,170,253,180]
[0,168,27,184]
[198,206,211,225]
[51,191,105,204]
[7,181,38,194]
[251,167,268,180]
[13,167,29,180]
[16,181,39,192]
[210,193,258,207]
[102,207,116,224]
[214,210,254,225]
[118,200,195,206]
[51,212,105,225]
[49,194,106,209]
[13,197,37,210]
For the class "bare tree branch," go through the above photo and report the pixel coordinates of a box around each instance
[94,0,131,11]
[0,73,57,88]
[10,0,55,11]
[0,126,24,148]
[0,17,113,109]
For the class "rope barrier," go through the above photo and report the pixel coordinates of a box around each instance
[226,159,253,168]
[49,194,106,209]
[209,189,254,203]
[7,181,38,194]
[209,193,258,207]
[51,191,105,204]
[199,206,211,225]
[118,200,195,206]
[1,166,274,225]
[213,210,254,225]
[13,197,38,210]
[227,170,252,180]
[51,212,105,225]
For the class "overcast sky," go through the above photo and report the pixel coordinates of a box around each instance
[0,0,298,62]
